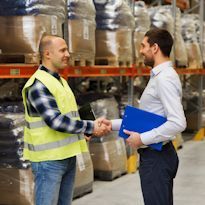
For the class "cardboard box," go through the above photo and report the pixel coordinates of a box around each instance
[0,15,63,54]
[0,168,34,205]
[68,19,96,57]
[95,29,133,62]
[73,152,94,198]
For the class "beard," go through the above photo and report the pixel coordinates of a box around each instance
[144,57,154,68]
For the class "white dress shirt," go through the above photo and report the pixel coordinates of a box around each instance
[139,61,186,145]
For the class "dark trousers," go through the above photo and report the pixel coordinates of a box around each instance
[138,142,179,205]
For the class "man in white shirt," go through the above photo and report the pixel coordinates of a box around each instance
[107,28,186,205]
[124,28,186,205]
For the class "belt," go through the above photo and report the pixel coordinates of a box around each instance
[139,141,171,150]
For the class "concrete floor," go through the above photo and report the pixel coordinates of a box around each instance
[72,139,205,205]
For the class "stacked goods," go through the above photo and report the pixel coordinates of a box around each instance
[148,5,188,67]
[0,0,65,63]
[77,94,127,181]
[182,82,205,131]
[0,168,34,205]
[93,0,135,67]
[203,23,205,68]
[89,137,127,181]
[133,1,150,67]
[73,152,94,198]
[181,14,203,69]
[67,0,96,66]
[0,102,34,205]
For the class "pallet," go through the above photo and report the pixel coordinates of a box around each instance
[135,60,145,68]
[175,60,187,68]
[95,57,132,67]
[94,170,126,181]
[69,54,94,66]
[73,183,93,199]
[0,53,40,64]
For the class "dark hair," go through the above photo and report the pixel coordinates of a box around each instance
[145,28,173,57]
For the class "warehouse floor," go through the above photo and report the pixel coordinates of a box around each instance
[73,137,205,205]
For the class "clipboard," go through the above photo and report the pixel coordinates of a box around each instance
[78,104,96,120]
[119,105,167,151]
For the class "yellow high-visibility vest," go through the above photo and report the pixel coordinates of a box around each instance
[22,69,88,162]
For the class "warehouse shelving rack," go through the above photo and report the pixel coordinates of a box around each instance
[0,64,205,79]
[0,0,204,138]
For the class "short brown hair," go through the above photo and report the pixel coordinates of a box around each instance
[145,28,173,57]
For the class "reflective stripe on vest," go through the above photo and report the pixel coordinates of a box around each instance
[25,111,80,129]
[24,134,84,151]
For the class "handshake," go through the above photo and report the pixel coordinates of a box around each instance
[92,117,112,137]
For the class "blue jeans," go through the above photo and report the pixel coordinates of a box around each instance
[31,156,76,205]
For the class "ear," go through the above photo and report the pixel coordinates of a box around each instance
[152,43,159,54]
[44,49,50,59]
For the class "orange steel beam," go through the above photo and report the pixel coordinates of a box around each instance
[0,64,205,78]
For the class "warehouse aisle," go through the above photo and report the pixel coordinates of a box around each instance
[72,140,205,205]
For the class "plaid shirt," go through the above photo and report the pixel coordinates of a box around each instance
[25,66,94,135]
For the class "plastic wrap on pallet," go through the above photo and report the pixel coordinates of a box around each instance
[134,1,150,33]
[181,14,203,68]
[67,0,96,21]
[134,1,150,66]
[0,168,34,205]
[0,112,30,169]
[0,15,63,55]
[78,95,120,142]
[162,6,188,67]
[90,97,120,141]
[93,0,135,30]
[148,6,174,34]
[73,152,93,198]
[148,5,188,67]
[0,80,23,101]
[94,0,134,63]
[89,137,127,180]
[68,19,96,58]
[203,22,205,67]
[0,101,24,113]
[95,29,133,61]
[67,0,96,63]
[0,0,66,21]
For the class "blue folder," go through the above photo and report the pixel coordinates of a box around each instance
[119,105,167,151]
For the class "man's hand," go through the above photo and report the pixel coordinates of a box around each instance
[123,129,143,148]
[93,117,111,137]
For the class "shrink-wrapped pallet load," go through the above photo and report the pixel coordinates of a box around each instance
[93,0,135,67]
[0,102,34,205]
[203,22,205,68]
[134,1,150,67]
[73,152,94,198]
[0,0,65,63]
[78,95,127,180]
[0,168,34,205]
[89,137,127,181]
[67,0,96,66]
[148,5,188,67]
[181,14,203,69]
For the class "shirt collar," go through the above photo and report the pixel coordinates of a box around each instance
[151,61,173,77]
[39,65,61,80]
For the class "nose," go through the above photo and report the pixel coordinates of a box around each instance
[139,47,143,55]
[65,50,70,58]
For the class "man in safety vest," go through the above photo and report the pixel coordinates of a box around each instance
[22,35,111,205]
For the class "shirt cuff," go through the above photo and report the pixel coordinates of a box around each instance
[140,131,156,145]
[84,120,94,135]
[111,119,122,131]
